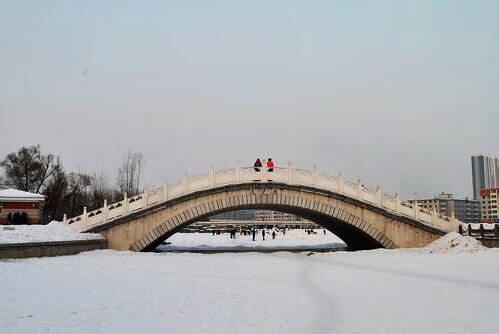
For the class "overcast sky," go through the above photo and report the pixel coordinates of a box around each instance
[1,1,498,199]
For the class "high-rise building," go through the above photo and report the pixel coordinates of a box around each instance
[408,193,480,224]
[471,154,499,200]
[479,188,499,224]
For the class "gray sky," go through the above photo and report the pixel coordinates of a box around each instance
[1,1,498,199]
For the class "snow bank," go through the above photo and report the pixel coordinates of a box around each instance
[424,232,486,253]
[0,221,104,244]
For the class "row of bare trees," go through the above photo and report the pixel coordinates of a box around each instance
[0,145,144,224]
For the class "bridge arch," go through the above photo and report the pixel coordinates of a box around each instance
[131,187,393,251]
[87,182,445,252]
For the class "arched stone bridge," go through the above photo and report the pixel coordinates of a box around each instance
[63,165,460,251]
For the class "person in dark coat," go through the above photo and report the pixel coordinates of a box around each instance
[254,158,262,172]
[272,231,276,239]
[262,229,265,241]
[252,229,256,241]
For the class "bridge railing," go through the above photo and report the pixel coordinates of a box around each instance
[63,163,461,233]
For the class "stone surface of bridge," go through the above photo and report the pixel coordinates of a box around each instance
[63,165,461,251]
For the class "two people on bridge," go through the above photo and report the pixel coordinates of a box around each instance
[253,158,274,172]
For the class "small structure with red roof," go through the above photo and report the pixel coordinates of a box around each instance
[0,189,45,225]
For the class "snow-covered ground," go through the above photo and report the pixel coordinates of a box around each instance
[0,221,104,244]
[0,233,498,334]
[158,229,346,252]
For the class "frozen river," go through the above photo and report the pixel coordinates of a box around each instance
[0,232,498,334]
[157,229,347,252]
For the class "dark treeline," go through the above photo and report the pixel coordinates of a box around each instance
[0,145,144,224]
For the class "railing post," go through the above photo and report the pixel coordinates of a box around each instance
[210,166,215,187]
[144,188,149,208]
[287,161,292,183]
[432,205,436,226]
[357,179,362,199]
[63,213,67,224]
[124,192,128,214]
[376,186,381,206]
[413,195,418,219]
[236,162,241,183]
[395,193,400,213]
[312,166,318,187]
[83,206,88,229]
[103,199,108,223]
[163,178,168,201]
[338,173,343,193]
[183,173,188,193]
[479,224,484,238]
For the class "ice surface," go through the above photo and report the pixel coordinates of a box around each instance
[0,221,104,244]
[158,229,346,252]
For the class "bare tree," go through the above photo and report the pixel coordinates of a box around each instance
[88,170,113,210]
[42,164,68,223]
[0,145,61,193]
[116,151,144,197]
[65,171,91,217]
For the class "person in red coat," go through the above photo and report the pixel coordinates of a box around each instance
[266,158,274,172]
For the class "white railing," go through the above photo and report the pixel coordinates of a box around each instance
[63,163,461,233]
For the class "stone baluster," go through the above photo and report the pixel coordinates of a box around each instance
[103,199,108,223]
[210,166,215,187]
[144,188,149,208]
[163,179,168,201]
[432,205,436,226]
[413,195,418,219]
[236,162,241,183]
[83,206,88,229]
[313,166,317,187]
[124,193,128,214]
[449,209,456,230]
[376,186,381,206]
